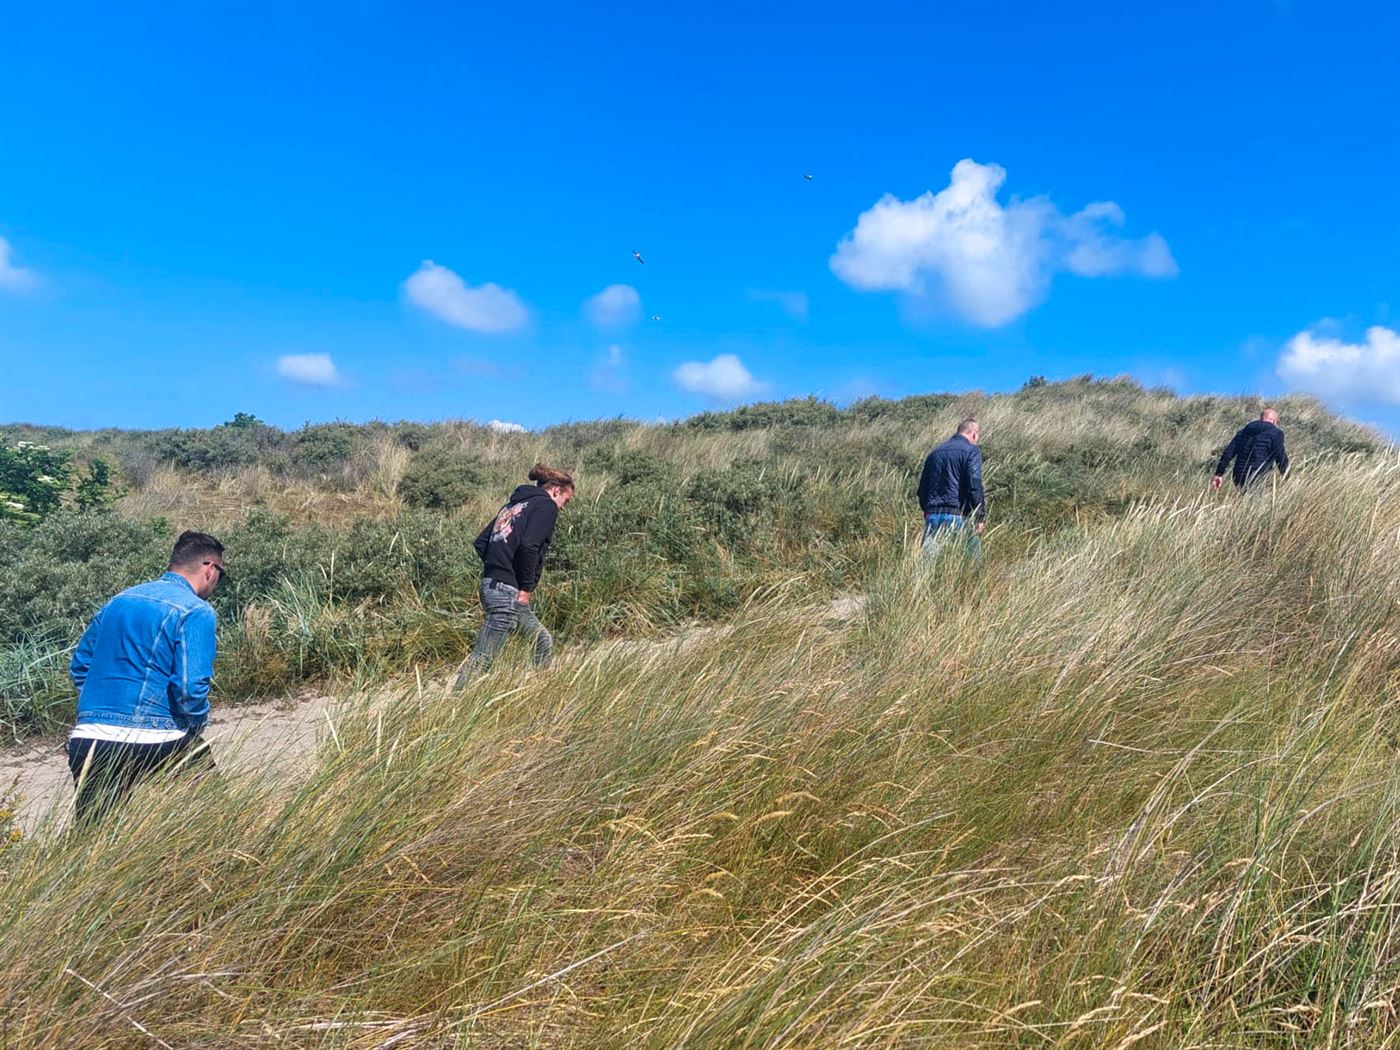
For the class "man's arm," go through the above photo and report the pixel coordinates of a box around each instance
[513,501,559,597]
[1214,430,1241,479]
[1274,432,1290,476]
[916,453,933,513]
[69,606,106,691]
[169,606,216,732]
[967,447,986,525]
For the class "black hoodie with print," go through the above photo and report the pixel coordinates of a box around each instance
[473,485,560,591]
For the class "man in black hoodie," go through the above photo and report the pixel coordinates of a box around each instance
[453,465,574,688]
[1213,409,1290,490]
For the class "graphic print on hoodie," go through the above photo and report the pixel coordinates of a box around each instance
[473,485,560,591]
[488,503,527,544]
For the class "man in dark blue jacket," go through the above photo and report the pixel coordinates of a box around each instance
[1213,409,1290,490]
[917,418,986,561]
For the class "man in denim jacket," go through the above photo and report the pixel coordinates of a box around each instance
[68,531,225,825]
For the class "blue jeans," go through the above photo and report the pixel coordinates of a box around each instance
[920,513,982,563]
[453,579,553,689]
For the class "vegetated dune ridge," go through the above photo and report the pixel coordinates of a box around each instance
[0,379,1384,742]
[2,450,1397,1047]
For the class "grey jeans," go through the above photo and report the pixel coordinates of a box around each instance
[453,579,553,689]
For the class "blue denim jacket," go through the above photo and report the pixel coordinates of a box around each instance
[70,573,217,733]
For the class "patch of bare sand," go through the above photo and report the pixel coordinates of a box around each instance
[3,689,334,834]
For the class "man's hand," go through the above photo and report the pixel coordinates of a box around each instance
[516,590,532,605]
[975,521,986,536]
[1211,475,1224,491]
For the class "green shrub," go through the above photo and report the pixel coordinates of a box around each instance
[0,512,170,639]
[328,512,472,603]
[74,457,120,509]
[540,418,637,451]
[391,421,433,451]
[583,446,679,487]
[214,512,323,616]
[398,448,487,509]
[845,393,957,424]
[683,396,843,432]
[0,440,72,523]
[687,461,785,543]
[289,422,360,476]
[147,425,271,472]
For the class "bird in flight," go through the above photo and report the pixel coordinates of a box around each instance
[632,250,645,264]
[803,173,814,180]
[650,314,662,322]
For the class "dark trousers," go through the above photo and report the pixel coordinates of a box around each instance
[67,735,214,826]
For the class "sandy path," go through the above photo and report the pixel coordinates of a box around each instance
[2,690,336,834]
[3,594,864,834]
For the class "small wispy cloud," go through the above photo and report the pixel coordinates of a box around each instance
[486,419,527,434]
[748,289,809,323]
[590,344,628,393]
[0,237,41,293]
[403,261,529,332]
[584,284,641,328]
[276,353,344,388]
[1277,324,1400,405]
[830,158,1176,327]
[673,353,766,400]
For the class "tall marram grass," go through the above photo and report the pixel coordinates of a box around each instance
[2,452,1396,1046]
[3,381,1385,739]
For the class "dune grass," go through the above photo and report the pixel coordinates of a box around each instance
[2,381,1385,739]
[2,451,1396,1047]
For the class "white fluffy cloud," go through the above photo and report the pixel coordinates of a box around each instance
[584,284,641,328]
[403,261,529,333]
[276,353,343,388]
[830,159,1176,327]
[486,419,527,434]
[673,353,765,399]
[1277,325,1400,405]
[0,237,40,293]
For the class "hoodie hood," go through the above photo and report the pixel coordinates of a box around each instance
[508,484,555,506]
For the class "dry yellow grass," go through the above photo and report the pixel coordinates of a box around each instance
[2,450,1396,1047]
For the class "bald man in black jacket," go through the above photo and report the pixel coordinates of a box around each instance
[1213,408,1290,490]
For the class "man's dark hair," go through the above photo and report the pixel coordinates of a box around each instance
[957,418,980,436]
[169,530,224,569]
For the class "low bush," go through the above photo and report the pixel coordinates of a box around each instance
[289,422,361,478]
[398,448,487,510]
[0,512,171,638]
[683,396,843,431]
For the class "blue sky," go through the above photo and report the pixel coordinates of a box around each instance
[2,1,1397,434]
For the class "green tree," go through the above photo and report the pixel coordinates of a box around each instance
[0,442,72,524]
[75,457,120,510]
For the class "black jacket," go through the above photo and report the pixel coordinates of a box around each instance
[473,485,560,591]
[917,434,986,520]
[1215,420,1289,488]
